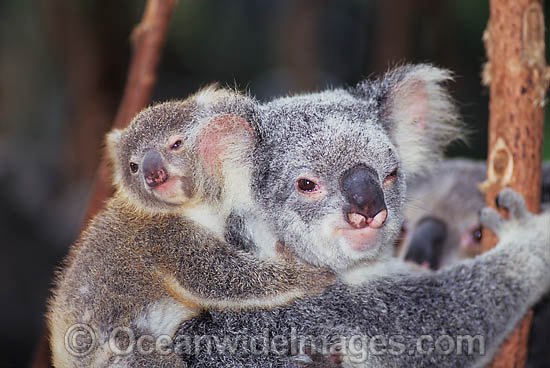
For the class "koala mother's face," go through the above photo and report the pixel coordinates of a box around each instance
[254,92,406,271]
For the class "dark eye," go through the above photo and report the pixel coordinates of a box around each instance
[297,178,318,192]
[171,140,182,150]
[129,162,139,174]
[384,168,398,185]
[472,227,482,242]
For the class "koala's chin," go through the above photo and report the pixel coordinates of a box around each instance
[303,213,394,272]
[147,176,195,206]
[337,223,384,252]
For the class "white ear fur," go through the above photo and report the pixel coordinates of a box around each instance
[105,129,122,156]
[105,128,124,189]
[384,65,463,177]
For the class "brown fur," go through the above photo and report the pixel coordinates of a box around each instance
[48,197,333,367]
[47,89,334,367]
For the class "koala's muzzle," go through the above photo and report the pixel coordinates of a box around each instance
[340,165,387,229]
[404,217,447,269]
[142,150,168,188]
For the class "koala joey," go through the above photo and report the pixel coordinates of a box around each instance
[175,65,550,367]
[47,89,333,367]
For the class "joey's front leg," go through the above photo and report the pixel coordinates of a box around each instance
[167,229,335,309]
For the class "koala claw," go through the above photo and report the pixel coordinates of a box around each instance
[481,189,533,235]
[480,207,504,234]
[496,188,529,220]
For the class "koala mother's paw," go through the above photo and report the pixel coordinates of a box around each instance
[482,188,550,268]
[480,188,532,238]
[481,189,550,297]
[495,188,530,221]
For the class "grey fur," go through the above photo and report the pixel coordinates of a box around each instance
[174,65,550,368]
[47,92,333,367]
[246,64,461,272]
[401,159,550,368]
[49,64,550,368]
[179,189,550,367]
[402,159,550,267]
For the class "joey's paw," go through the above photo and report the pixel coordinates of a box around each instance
[292,265,336,293]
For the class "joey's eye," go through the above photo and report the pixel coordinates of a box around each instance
[472,227,482,242]
[170,139,183,150]
[129,162,139,174]
[297,178,318,192]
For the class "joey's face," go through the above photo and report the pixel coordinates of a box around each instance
[254,92,406,271]
[107,101,201,212]
[126,132,194,207]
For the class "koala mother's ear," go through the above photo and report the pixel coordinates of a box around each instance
[360,64,464,176]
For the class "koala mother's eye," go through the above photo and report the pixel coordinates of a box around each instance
[383,168,398,187]
[129,162,139,174]
[170,139,183,150]
[297,178,318,192]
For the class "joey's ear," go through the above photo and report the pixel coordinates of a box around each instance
[361,64,464,176]
[105,129,125,186]
[196,114,256,173]
[105,129,123,166]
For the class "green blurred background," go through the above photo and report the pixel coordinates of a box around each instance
[0,0,548,366]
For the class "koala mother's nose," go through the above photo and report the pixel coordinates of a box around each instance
[340,164,387,229]
[142,150,169,188]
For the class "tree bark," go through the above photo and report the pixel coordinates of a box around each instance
[29,1,175,367]
[480,0,548,367]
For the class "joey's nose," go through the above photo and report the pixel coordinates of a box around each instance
[142,150,168,188]
[340,164,387,229]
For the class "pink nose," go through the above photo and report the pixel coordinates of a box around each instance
[347,208,387,229]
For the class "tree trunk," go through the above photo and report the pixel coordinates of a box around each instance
[480,0,548,367]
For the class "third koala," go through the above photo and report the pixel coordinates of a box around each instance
[399,159,550,368]
[175,64,550,367]
[401,159,550,269]
[48,88,333,367]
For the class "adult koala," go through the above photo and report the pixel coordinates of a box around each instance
[401,159,550,269]
[174,64,550,368]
